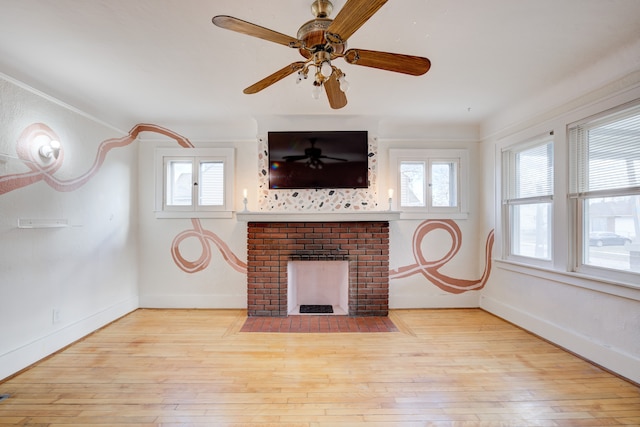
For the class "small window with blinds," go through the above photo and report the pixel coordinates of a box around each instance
[569,100,640,275]
[502,137,554,261]
[390,149,468,216]
[155,148,235,218]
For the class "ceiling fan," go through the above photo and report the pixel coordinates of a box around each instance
[212,0,431,109]
[283,138,347,169]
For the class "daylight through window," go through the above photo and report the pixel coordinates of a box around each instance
[502,138,554,261]
[569,101,640,274]
[155,148,234,218]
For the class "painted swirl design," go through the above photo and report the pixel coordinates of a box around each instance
[1,123,193,195]
[390,219,494,294]
[171,218,247,274]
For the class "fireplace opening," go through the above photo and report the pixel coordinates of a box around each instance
[287,260,349,315]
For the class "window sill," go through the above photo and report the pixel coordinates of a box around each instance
[236,211,401,222]
[154,211,234,219]
[495,259,640,302]
[399,212,469,220]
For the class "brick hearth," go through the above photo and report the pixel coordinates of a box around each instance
[246,221,390,317]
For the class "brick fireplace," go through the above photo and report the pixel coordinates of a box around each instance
[246,221,390,317]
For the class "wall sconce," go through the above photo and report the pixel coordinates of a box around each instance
[38,139,61,160]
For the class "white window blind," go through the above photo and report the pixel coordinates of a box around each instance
[390,148,468,216]
[504,140,554,204]
[155,147,235,218]
[502,138,554,261]
[569,104,640,196]
[199,160,224,206]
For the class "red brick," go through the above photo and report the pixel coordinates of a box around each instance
[247,220,389,317]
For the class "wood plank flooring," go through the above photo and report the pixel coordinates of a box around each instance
[0,309,638,426]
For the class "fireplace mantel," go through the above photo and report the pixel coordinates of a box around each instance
[237,211,401,222]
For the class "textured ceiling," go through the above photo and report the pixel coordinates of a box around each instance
[1,0,639,138]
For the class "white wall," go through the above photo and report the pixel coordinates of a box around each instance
[136,138,252,308]
[0,75,139,380]
[135,118,489,311]
[380,136,488,308]
[6,41,638,386]
[479,38,640,384]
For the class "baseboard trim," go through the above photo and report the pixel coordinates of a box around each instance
[139,294,245,308]
[480,295,640,385]
[390,291,480,309]
[0,296,139,381]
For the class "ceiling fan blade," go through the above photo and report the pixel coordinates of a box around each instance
[212,15,301,48]
[344,49,431,76]
[324,74,347,110]
[320,156,348,162]
[243,62,306,94]
[283,155,309,162]
[325,0,387,43]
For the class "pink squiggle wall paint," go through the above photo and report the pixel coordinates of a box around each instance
[390,219,495,294]
[0,122,194,195]
[1,122,246,275]
[3,124,491,284]
[171,218,247,274]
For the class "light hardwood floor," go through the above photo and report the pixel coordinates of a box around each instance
[0,309,638,426]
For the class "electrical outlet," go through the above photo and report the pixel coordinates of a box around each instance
[52,308,61,324]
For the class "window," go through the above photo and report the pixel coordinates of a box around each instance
[155,148,235,218]
[390,149,468,216]
[502,137,554,261]
[569,101,640,276]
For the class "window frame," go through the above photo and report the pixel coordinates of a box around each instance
[568,100,640,282]
[389,148,468,218]
[501,135,554,265]
[155,147,235,219]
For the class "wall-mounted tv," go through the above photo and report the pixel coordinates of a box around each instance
[268,131,369,189]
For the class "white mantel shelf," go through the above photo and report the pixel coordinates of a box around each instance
[236,211,401,222]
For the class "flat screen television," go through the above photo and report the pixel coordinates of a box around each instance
[268,131,369,189]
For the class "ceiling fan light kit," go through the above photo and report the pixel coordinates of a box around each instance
[212,0,431,109]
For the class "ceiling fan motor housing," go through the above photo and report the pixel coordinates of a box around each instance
[297,18,346,59]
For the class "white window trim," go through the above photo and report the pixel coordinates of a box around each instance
[495,259,640,301]
[492,88,640,296]
[500,134,554,267]
[568,99,640,283]
[154,147,235,219]
[389,148,468,219]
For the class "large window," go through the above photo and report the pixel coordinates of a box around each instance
[502,137,554,261]
[390,149,468,216]
[155,148,235,218]
[569,101,640,276]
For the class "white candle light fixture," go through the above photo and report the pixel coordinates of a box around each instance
[388,188,394,211]
[242,188,248,212]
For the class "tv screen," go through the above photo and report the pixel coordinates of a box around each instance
[268,131,369,189]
